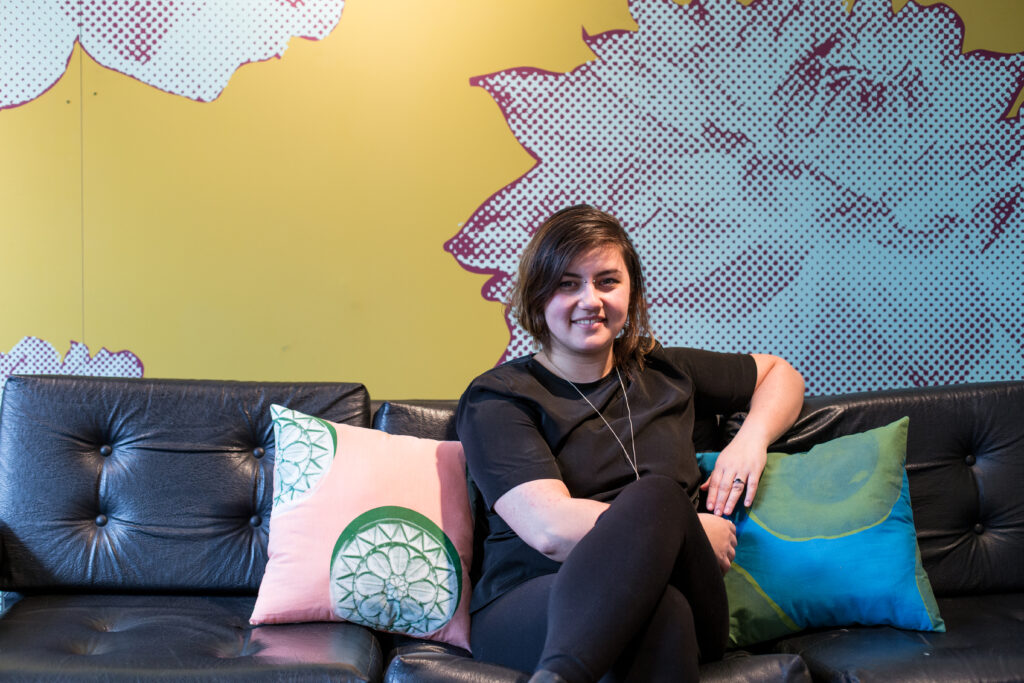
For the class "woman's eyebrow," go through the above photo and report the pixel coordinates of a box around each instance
[563,268,622,278]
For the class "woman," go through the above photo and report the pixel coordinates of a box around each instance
[456,205,804,682]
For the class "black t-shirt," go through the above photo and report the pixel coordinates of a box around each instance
[455,345,757,612]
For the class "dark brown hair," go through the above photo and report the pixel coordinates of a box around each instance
[510,204,655,369]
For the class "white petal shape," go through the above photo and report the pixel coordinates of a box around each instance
[387,545,410,575]
[353,572,385,598]
[405,556,431,583]
[399,597,425,622]
[1,0,346,109]
[406,580,438,605]
[365,551,392,577]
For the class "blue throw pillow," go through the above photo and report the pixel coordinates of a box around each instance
[697,417,944,647]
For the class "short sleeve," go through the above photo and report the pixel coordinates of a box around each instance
[661,347,757,417]
[455,375,562,510]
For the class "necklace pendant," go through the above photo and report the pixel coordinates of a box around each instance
[549,359,640,480]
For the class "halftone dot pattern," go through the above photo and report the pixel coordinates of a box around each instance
[72,0,179,66]
[446,0,1024,395]
[0,0,346,108]
[0,336,144,406]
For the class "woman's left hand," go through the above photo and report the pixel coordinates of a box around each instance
[702,353,805,517]
[701,436,767,517]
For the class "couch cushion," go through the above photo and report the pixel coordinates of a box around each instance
[697,418,943,646]
[382,643,811,683]
[0,375,369,593]
[0,594,382,682]
[372,400,460,441]
[776,593,1024,682]
[733,381,1024,596]
[251,405,474,651]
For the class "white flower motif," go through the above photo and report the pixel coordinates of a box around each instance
[1,0,346,109]
[0,336,143,406]
[270,406,336,507]
[331,509,461,636]
[446,0,1024,394]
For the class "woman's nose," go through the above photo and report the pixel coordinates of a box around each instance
[577,280,600,306]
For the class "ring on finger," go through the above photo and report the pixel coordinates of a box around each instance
[732,477,745,487]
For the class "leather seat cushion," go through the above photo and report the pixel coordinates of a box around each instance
[776,593,1024,682]
[0,594,382,682]
[382,642,811,683]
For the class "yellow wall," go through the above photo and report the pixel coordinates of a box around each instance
[1,0,1021,398]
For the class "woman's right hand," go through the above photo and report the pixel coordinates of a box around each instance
[698,513,737,574]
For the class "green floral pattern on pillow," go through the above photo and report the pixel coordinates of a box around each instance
[270,405,338,507]
[329,506,463,636]
[752,427,900,539]
[698,417,944,647]
[252,406,474,650]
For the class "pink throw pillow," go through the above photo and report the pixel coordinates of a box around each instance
[250,405,473,652]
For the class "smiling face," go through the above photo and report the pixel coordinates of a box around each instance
[542,245,631,372]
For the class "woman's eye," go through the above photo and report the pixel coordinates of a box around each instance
[597,278,619,288]
[558,280,579,290]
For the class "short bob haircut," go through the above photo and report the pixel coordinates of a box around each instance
[511,204,656,370]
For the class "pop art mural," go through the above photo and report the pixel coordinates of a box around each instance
[0,0,346,108]
[0,337,143,404]
[446,0,1024,395]
[1,0,1021,397]
[1,0,346,399]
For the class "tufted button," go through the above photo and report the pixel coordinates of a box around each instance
[99,445,112,456]
[973,523,984,535]
[95,514,108,527]
[249,515,262,527]
[253,447,265,459]
[965,454,976,466]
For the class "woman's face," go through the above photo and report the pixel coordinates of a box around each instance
[542,245,631,366]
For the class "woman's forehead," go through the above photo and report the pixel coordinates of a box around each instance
[564,245,626,272]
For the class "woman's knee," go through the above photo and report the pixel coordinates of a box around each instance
[615,474,691,519]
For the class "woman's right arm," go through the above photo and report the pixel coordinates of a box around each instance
[458,374,608,562]
[494,479,609,563]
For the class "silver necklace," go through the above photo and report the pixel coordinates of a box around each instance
[545,356,640,480]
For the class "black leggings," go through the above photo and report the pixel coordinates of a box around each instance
[470,475,728,682]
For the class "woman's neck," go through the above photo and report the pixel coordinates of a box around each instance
[537,348,614,384]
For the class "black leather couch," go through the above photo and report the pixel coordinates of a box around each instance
[0,373,1021,682]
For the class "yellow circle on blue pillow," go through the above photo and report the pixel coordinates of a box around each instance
[752,421,905,540]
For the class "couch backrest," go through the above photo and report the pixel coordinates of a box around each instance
[737,380,1024,597]
[0,375,369,594]
[380,380,1024,598]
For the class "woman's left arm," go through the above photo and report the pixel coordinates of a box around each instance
[703,353,804,516]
